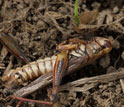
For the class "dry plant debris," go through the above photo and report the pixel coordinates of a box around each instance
[0,0,124,107]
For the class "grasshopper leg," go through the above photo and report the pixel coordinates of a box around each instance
[49,42,80,102]
[48,51,69,102]
[9,95,53,106]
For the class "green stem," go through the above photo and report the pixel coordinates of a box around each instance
[74,0,80,26]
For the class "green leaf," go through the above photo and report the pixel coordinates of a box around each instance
[74,0,80,26]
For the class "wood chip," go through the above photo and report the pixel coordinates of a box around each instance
[120,79,124,93]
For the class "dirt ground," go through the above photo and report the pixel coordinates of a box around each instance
[0,0,124,107]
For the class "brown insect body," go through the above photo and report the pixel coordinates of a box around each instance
[2,56,57,88]
[2,37,112,89]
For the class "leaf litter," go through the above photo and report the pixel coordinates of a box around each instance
[0,0,124,107]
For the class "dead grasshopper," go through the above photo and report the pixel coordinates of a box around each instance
[2,37,112,106]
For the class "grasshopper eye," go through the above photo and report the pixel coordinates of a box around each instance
[101,45,105,48]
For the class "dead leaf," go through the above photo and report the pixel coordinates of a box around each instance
[79,9,99,25]
[0,46,8,63]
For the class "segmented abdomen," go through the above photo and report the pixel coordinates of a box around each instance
[2,56,56,86]
[21,56,56,81]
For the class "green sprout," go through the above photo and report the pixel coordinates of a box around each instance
[74,0,80,26]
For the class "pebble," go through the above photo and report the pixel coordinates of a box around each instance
[32,16,38,21]
[108,82,114,87]
[83,91,90,95]
[100,54,110,68]
[24,0,30,4]
[52,6,57,11]
[17,4,24,9]
[121,51,124,60]
[68,91,76,98]
[78,0,83,6]
[81,4,86,10]
[102,85,108,90]
[32,52,37,56]
[107,66,116,74]
[115,87,121,94]
[99,84,103,89]
[113,39,120,49]
[59,7,68,14]
[7,105,13,107]
[108,36,120,49]
[92,2,101,9]
[102,91,109,96]
[37,20,46,28]
[116,84,121,89]
[27,16,31,21]
[113,6,119,14]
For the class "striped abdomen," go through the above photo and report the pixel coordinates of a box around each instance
[2,56,56,88]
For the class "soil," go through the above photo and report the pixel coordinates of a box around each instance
[0,0,124,107]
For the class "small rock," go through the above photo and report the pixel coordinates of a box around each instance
[32,16,38,21]
[121,51,124,60]
[37,20,46,29]
[68,91,76,98]
[102,91,109,96]
[113,6,119,14]
[109,36,120,49]
[78,0,83,6]
[102,85,108,90]
[40,32,50,41]
[81,4,86,10]
[7,105,13,107]
[97,98,103,105]
[50,29,57,40]
[17,4,24,9]
[32,52,37,56]
[92,2,101,9]
[83,91,90,95]
[115,87,121,94]
[107,66,116,74]
[52,6,57,11]
[59,7,68,14]
[113,39,120,49]
[116,84,121,89]
[108,82,114,87]
[24,0,30,4]
[27,16,32,21]
[100,54,110,68]
[99,84,103,89]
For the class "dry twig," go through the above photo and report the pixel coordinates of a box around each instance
[120,79,124,93]
[59,69,124,92]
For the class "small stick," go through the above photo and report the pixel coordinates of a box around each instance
[120,79,124,93]
[60,69,124,91]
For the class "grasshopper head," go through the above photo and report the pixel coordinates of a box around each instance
[2,70,23,89]
[95,37,112,55]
